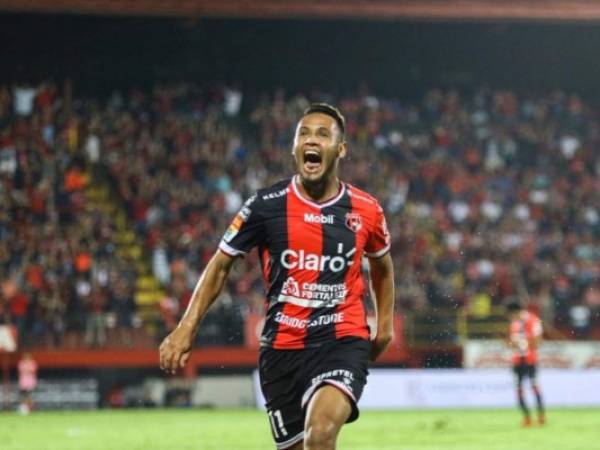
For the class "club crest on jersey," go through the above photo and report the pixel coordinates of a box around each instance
[345,213,362,233]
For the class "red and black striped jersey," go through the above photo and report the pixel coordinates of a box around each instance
[510,311,543,365]
[219,176,391,349]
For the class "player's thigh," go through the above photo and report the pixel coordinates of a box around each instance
[260,349,305,449]
[526,365,539,384]
[305,384,352,433]
[512,365,525,385]
[301,337,370,423]
[264,400,304,449]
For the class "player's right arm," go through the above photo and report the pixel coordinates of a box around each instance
[159,192,264,374]
[159,250,235,374]
[507,327,518,349]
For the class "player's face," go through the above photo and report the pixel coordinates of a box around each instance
[292,113,346,185]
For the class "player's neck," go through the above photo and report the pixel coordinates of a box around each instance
[296,175,341,204]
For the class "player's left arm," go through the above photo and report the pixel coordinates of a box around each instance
[507,324,519,349]
[530,318,543,348]
[508,334,520,350]
[367,252,395,361]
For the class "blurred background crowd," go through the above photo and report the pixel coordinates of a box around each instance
[1,80,599,349]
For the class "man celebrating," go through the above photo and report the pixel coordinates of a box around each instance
[159,103,395,449]
[507,298,545,427]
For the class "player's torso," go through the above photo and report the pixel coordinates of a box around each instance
[510,313,540,364]
[258,179,374,349]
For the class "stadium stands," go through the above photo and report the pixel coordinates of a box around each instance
[0,81,599,351]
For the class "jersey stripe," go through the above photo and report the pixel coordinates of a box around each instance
[258,181,290,348]
[335,192,370,340]
[306,193,356,343]
[272,190,321,349]
[260,246,272,290]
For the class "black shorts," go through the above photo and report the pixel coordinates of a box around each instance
[19,388,33,398]
[259,337,371,449]
[513,361,537,383]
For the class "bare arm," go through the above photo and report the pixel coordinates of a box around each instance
[507,334,518,350]
[367,252,395,361]
[159,250,236,373]
[530,331,543,349]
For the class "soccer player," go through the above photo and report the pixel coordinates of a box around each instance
[159,103,395,450]
[506,298,545,427]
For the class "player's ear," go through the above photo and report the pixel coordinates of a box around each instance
[337,141,347,159]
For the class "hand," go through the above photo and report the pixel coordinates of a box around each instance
[369,332,393,362]
[159,327,194,374]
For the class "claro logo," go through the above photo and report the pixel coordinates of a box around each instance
[280,243,356,272]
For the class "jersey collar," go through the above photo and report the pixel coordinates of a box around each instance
[291,175,346,209]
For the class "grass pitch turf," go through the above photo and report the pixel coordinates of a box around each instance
[1,408,598,450]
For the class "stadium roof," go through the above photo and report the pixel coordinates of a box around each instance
[2,0,600,22]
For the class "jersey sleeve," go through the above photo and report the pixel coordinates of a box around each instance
[365,203,391,258]
[218,194,264,256]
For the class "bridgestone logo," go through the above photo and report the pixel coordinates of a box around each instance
[304,213,334,224]
[274,311,345,329]
[280,243,356,272]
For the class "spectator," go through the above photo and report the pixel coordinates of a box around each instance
[17,352,38,415]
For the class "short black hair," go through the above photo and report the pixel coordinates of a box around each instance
[302,103,346,138]
[505,297,523,312]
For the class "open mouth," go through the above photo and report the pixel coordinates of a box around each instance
[303,151,322,173]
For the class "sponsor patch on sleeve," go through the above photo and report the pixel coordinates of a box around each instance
[223,215,243,242]
[223,195,255,243]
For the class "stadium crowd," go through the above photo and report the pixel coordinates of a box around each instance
[1,81,599,348]
[0,83,137,348]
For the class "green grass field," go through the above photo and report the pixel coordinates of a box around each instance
[1,408,599,450]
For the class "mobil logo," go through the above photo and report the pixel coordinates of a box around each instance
[304,213,334,224]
